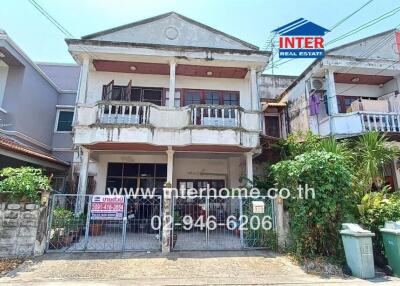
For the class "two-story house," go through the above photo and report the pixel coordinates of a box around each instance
[278,29,400,188]
[67,12,270,197]
[0,30,79,192]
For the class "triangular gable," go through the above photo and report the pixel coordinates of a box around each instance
[82,12,258,51]
[327,29,399,61]
[273,19,330,36]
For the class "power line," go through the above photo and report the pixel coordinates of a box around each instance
[28,0,98,60]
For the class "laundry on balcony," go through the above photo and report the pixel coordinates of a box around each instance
[351,99,389,113]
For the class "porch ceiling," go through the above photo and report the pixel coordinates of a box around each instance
[83,143,251,153]
[334,73,393,85]
[92,59,248,78]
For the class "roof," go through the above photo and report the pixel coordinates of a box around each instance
[0,30,62,93]
[37,63,80,91]
[273,18,330,36]
[81,11,259,50]
[66,38,271,56]
[0,135,69,167]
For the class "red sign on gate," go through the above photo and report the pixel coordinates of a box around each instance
[90,195,124,220]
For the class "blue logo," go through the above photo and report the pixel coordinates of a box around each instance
[273,18,330,59]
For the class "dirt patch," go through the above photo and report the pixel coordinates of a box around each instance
[0,258,25,276]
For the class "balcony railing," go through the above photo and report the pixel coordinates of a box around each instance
[97,101,151,124]
[360,112,400,132]
[96,102,245,129]
[190,105,241,127]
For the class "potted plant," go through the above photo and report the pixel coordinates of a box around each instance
[49,207,74,248]
[89,221,103,236]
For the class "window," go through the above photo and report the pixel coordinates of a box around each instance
[182,90,239,106]
[265,116,280,138]
[223,92,239,106]
[56,110,74,132]
[183,90,201,105]
[337,95,359,113]
[103,85,164,106]
[205,91,220,105]
[106,163,167,193]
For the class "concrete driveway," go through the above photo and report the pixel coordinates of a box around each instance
[1,250,399,285]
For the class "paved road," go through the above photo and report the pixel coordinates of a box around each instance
[1,251,399,285]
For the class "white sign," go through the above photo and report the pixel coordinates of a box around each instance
[90,195,125,220]
[252,201,265,214]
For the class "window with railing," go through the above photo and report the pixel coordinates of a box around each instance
[102,81,164,106]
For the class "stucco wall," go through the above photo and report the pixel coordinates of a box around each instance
[0,61,8,107]
[86,71,252,110]
[91,13,254,51]
[0,45,59,152]
[258,74,296,100]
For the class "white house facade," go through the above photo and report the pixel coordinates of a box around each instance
[68,12,270,196]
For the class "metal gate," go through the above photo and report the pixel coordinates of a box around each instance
[171,196,276,251]
[46,194,162,252]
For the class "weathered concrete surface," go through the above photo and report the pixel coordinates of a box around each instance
[0,203,48,258]
[1,251,400,285]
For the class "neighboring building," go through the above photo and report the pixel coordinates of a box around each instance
[277,29,400,188]
[67,12,270,195]
[0,30,79,192]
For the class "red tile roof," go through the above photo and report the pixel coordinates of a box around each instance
[0,135,69,167]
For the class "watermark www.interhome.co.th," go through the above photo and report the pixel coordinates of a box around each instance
[106,184,315,200]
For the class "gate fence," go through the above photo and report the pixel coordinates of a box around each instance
[171,196,276,251]
[46,194,276,252]
[46,194,162,252]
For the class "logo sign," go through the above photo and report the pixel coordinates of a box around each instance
[252,201,265,214]
[91,195,125,220]
[273,18,330,59]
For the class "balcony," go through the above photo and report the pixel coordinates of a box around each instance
[74,101,260,148]
[97,102,242,128]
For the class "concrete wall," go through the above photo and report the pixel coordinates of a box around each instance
[0,61,8,107]
[259,74,296,100]
[91,13,255,51]
[0,203,48,257]
[335,83,383,98]
[328,30,398,61]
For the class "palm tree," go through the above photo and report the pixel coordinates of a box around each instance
[319,137,354,166]
[355,132,400,194]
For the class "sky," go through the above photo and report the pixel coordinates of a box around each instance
[0,0,399,76]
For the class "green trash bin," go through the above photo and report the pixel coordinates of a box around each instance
[380,221,400,277]
[340,223,375,279]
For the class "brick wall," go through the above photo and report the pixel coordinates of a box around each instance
[0,203,48,258]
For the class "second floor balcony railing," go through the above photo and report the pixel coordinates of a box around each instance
[95,101,246,129]
[360,112,400,132]
[97,101,151,125]
[190,105,241,128]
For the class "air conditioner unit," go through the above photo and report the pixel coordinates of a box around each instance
[307,78,325,93]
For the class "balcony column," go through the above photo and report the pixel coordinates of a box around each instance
[162,147,175,253]
[245,151,254,186]
[168,60,176,108]
[325,70,339,115]
[75,147,90,214]
[77,55,90,104]
[250,68,260,111]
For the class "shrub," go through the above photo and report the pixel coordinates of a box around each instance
[272,151,357,260]
[0,167,51,203]
[359,190,400,252]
